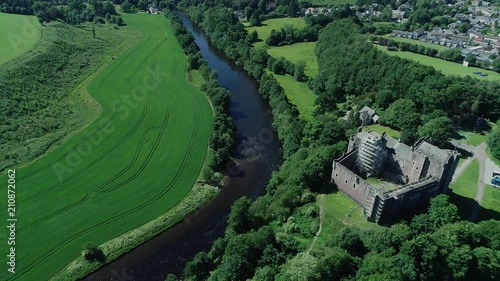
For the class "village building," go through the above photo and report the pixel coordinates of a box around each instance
[359,106,379,126]
[331,130,458,224]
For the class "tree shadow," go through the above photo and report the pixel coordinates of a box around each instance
[449,192,500,222]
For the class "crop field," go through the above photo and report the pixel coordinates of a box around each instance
[268,42,318,77]
[376,45,500,82]
[273,74,316,120]
[246,17,307,47]
[0,13,212,280]
[0,12,41,65]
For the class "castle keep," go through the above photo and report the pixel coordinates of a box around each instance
[331,130,458,223]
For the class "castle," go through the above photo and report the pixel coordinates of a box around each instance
[331,130,459,223]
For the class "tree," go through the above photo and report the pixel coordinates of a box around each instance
[121,0,132,12]
[294,60,306,82]
[138,0,147,10]
[287,0,300,17]
[428,195,460,230]
[380,99,420,130]
[418,117,453,147]
[465,53,477,64]
[116,16,124,26]
[184,252,212,281]
[228,197,252,234]
[487,124,500,160]
[276,253,320,281]
[83,243,106,262]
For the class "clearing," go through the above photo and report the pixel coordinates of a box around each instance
[0,13,212,281]
[376,45,500,82]
[246,17,307,48]
[0,12,41,64]
[273,74,316,120]
[268,42,318,77]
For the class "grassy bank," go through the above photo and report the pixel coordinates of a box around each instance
[268,42,318,77]
[273,74,316,120]
[0,13,213,280]
[0,12,41,64]
[52,183,218,281]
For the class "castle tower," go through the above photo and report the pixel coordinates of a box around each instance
[356,133,387,177]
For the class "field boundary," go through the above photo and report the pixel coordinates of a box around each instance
[2,23,143,177]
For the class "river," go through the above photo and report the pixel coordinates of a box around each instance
[84,12,283,281]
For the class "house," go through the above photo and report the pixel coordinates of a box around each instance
[359,106,379,126]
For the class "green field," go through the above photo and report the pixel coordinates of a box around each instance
[449,159,479,219]
[246,17,307,47]
[0,13,213,280]
[314,192,378,249]
[381,35,451,51]
[268,42,318,77]
[0,12,41,64]
[481,185,500,213]
[273,74,316,119]
[376,45,500,82]
[364,124,401,139]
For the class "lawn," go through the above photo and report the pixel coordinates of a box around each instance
[314,192,378,249]
[376,45,500,82]
[0,12,41,65]
[449,159,479,219]
[364,124,401,139]
[380,35,451,51]
[268,42,318,77]
[273,73,316,120]
[246,17,307,48]
[452,129,488,146]
[481,185,500,213]
[0,14,213,281]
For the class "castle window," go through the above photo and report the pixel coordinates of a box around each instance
[345,180,348,183]
[336,174,338,177]
[353,184,356,188]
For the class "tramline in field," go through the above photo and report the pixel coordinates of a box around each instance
[0,13,213,280]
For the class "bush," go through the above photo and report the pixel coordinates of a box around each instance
[83,243,106,262]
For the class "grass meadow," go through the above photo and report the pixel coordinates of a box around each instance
[376,45,500,82]
[0,12,41,65]
[246,17,307,47]
[364,124,401,139]
[273,74,316,120]
[0,14,213,280]
[267,42,318,77]
[449,159,479,219]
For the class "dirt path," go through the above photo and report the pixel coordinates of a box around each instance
[307,194,324,254]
